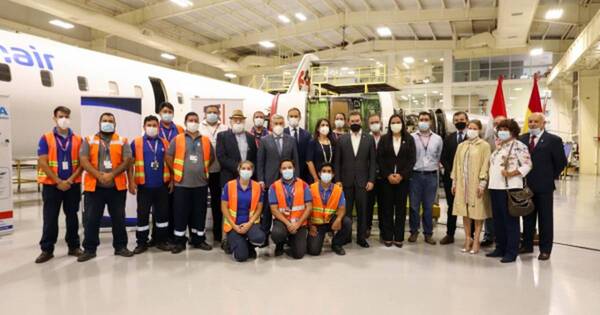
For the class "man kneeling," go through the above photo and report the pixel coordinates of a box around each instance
[308,163,351,256]
[221,161,265,262]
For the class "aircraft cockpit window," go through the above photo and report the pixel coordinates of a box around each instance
[0,63,11,82]
[108,81,119,96]
[177,92,183,104]
[134,85,143,98]
[40,70,53,87]
[77,76,88,91]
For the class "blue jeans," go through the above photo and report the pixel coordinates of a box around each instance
[227,225,266,262]
[409,172,438,236]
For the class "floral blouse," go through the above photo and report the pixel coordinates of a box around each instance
[488,139,532,190]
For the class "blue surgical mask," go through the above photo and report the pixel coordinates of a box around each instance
[320,172,333,183]
[418,121,430,131]
[282,169,294,180]
[530,128,541,136]
[206,113,218,123]
[239,169,252,181]
[497,130,511,141]
[100,122,115,133]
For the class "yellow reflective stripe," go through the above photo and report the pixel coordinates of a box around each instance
[134,161,145,166]
[48,161,58,166]
[173,169,183,176]
[174,158,184,164]
[134,172,145,177]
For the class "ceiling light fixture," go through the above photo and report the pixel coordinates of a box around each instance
[295,12,307,21]
[440,57,444,62]
[514,87,523,91]
[403,56,415,64]
[376,26,392,37]
[545,8,563,20]
[259,41,275,48]
[160,53,176,60]
[49,19,74,29]
[278,15,290,23]
[530,47,544,56]
[224,73,237,79]
[170,0,193,8]
[424,59,429,63]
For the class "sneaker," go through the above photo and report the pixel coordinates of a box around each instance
[114,248,134,257]
[35,251,54,264]
[77,252,96,262]
[133,245,148,255]
[408,233,418,243]
[439,235,454,245]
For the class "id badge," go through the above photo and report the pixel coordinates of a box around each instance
[103,160,113,169]
[151,160,160,170]
[189,155,199,163]
[62,161,69,170]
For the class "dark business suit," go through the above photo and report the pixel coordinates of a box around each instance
[257,133,299,233]
[440,131,465,237]
[377,133,416,242]
[334,131,377,243]
[216,130,257,186]
[518,131,567,254]
[284,126,312,183]
[366,134,383,236]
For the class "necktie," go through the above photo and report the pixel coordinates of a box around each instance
[458,132,464,143]
[529,135,536,152]
[275,137,282,155]
[293,128,299,143]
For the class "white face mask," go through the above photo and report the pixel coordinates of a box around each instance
[145,126,159,138]
[254,118,265,127]
[369,123,381,133]
[418,121,430,131]
[466,129,479,139]
[161,113,173,123]
[239,169,252,181]
[288,117,300,128]
[497,130,511,141]
[232,123,245,134]
[206,113,218,124]
[334,119,345,129]
[390,123,402,134]
[282,168,294,180]
[319,126,330,136]
[530,128,541,136]
[100,122,115,133]
[186,122,199,133]
[320,172,333,183]
[57,117,70,129]
[272,125,284,136]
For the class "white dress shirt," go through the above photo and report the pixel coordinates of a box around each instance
[530,130,544,147]
[393,135,402,155]
[351,130,362,156]
[199,120,229,172]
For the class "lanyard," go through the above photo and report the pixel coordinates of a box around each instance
[283,181,296,207]
[145,138,159,160]
[160,126,173,141]
[320,141,333,163]
[208,123,221,138]
[417,133,431,152]
[319,185,331,204]
[56,135,70,154]
[99,138,111,159]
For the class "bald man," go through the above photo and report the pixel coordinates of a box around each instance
[518,113,567,261]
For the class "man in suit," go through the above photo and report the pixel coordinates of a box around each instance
[334,111,376,248]
[440,111,468,245]
[216,109,258,187]
[366,113,383,239]
[518,113,567,261]
[257,114,300,240]
[284,107,312,183]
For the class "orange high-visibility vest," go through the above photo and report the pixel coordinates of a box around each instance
[223,180,261,233]
[309,182,342,225]
[37,131,82,185]
[133,136,171,185]
[272,179,308,226]
[172,133,211,182]
[83,133,128,192]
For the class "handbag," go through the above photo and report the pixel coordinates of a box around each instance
[503,141,535,217]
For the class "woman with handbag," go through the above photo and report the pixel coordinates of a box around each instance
[486,119,532,263]
[450,120,492,254]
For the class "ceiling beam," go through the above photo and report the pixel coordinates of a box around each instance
[8,0,240,71]
[116,0,234,25]
[199,7,497,51]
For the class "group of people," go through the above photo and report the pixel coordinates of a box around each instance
[34,102,566,264]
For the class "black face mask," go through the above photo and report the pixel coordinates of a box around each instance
[455,122,467,130]
[350,123,361,132]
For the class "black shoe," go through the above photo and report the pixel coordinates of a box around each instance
[394,241,403,248]
[171,244,185,254]
[357,240,370,248]
[500,256,517,263]
[147,239,156,248]
[519,247,534,254]
[439,235,454,245]
[248,247,258,259]
[408,233,418,243]
[221,239,232,254]
[332,245,346,256]
[115,248,134,257]
[133,245,148,255]
[192,241,212,251]
[35,251,54,264]
[383,241,393,247]
[480,239,494,247]
[77,252,96,262]
[538,252,551,261]
[486,250,504,258]
[274,244,284,257]
[424,236,437,245]
[259,238,270,248]
[156,242,173,252]
[67,248,83,257]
